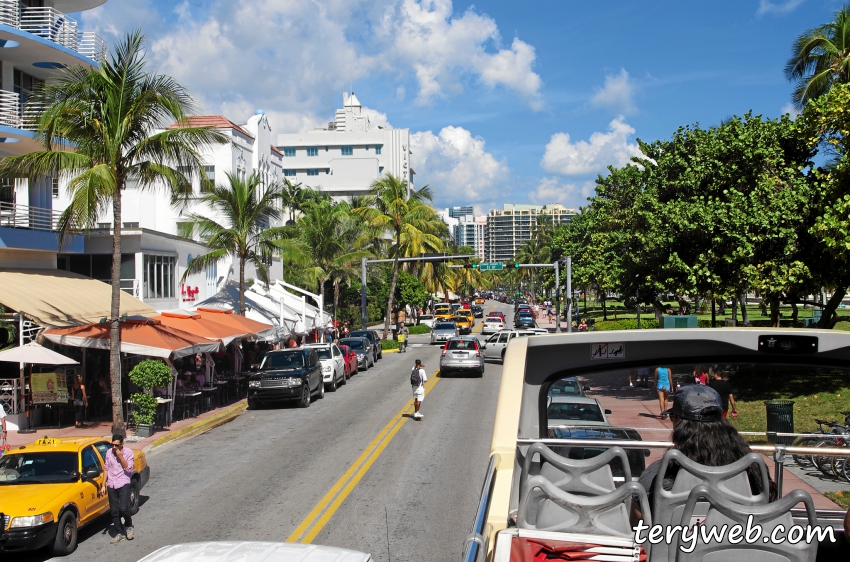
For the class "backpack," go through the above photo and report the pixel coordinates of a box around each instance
[410,367,422,387]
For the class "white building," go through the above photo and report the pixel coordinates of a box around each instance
[437,208,459,241]
[485,204,577,262]
[454,215,487,260]
[275,93,413,198]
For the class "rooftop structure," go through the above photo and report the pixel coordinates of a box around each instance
[448,206,473,219]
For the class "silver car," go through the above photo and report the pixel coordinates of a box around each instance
[136,541,372,562]
[430,321,458,344]
[481,317,506,335]
[439,337,485,377]
[546,395,612,428]
[481,330,536,361]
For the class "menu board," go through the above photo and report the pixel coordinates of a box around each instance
[32,372,69,404]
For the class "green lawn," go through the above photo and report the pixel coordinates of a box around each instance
[825,491,850,509]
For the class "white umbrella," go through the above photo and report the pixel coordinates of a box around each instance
[0,341,79,365]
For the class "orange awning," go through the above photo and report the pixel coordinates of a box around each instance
[42,316,221,359]
[195,307,276,339]
[151,310,250,346]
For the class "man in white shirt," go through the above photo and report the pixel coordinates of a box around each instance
[411,359,428,420]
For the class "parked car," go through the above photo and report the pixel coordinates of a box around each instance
[248,348,325,409]
[546,426,649,478]
[337,344,359,378]
[488,311,506,322]
[136,542,372,562]
[304,343,347,391]
[349,329,383,361]
[418,314,436,328]
[452,315,473,335]
[470,305,484,318]
[481,329,536,361]
[440,337,485,377]
[548,376,587,397]
[526,327,549,334]
[515,311,536,328]
[481,317,506,335]
[546,395,611,427]
[0,436,149,556]
[431,321,459,344]
[338,337,373,370]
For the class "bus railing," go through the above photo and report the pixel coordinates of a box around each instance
[462,453,499,562]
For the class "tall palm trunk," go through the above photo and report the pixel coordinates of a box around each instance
[239,256,246,316]
[384,232,401,340]
[110,187,124,436]
[333,279,340,322]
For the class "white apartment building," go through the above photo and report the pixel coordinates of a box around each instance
[276,93,413,198]
[485,204,577,262]
[453,215,487,260]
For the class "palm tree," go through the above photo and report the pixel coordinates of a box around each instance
[180,172,305,316]
[0,32,226,436]
[355,175,442,339]
[280,178,304,225]
[785,6,850,108]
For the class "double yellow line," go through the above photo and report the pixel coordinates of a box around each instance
[286,371,441,544]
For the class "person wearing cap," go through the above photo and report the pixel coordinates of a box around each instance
[638,385,775,504]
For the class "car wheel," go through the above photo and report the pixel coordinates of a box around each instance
[299,384,311,408]
[501,349,506,363]
[51,511,77,556]
[477,367,484,378]
[129,478,141,515]
[247,398,261,410]
[327,372,338,392]
[317,379,325,400]
[379,350,383,360]
[341,368,347,385]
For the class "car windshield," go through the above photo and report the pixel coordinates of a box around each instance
[315,348,332,360]
[518,312,533,317]
[341,340,364,350]
[486,318,502,323]
[447,339,478,350]
[260,352,304,370]
[548,402,604,422]
[434,323,455,330]
[0,452,78,484]
[549,378,581,395]
[420,315,434,320]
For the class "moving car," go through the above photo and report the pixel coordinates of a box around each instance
[470,305,484,318]
[434,304,452,321]
[458,308,475,326]
[440,337,485,377]
[475,296,486,304]
[338,337,373,370]
[349,330,383,361]
[303,343,346,391]
[481,329,536,361]
[488,311,506,322]
[546,395,611,427]
[546,426,649,479]
[337,344,359,378]
[0,436,149,556]
[248,348,325,409]
[136,542,372,562]
[514,311,535,328]
[547,376,587,397]
[481,317,506,335]
[418,314,436,328]
[452,315,473,335]
[430,321,459,344]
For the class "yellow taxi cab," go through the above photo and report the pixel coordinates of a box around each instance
[452,314,473,334]
[434,303,452,321]
[0,436,149,556]
[457,308,475,327]
[475,296,485,304]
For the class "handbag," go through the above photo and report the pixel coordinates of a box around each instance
[74,399,84,406]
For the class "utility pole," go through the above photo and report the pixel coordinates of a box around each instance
[566,257,572,333]
[554,260,560,333]
[361,257,368,331]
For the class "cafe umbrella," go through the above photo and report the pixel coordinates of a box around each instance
[0,341,80,433]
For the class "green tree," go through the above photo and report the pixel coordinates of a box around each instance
[180,172,306,316]
[0,32,226,435]
[786,5,850,109]
[355,175,441,339]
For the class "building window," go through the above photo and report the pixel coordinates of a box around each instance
[97,223,110,229]
[307,147,318,157]
[123,222,139,228]
[283,147,296,157]
[325,146,329,151]
[204,165,215,182]
[375,145,382,155]
[143,255,175,299]
[307,169,319,176]
[14,69,43,108]
[52,177,59,198]
[341,146,353,155]
[379,167,384,175]
[284,169,296,177]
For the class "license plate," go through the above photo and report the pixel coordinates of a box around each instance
[456,352,468,357]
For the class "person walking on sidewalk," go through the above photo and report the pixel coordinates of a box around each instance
[654,366,672,419]
[708,368,738,418]
[399,324,409,353]
[411,359,428,420]
[101,434,135,543]
[72,374,88,428]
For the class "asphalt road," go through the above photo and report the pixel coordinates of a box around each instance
[18,300,515,562]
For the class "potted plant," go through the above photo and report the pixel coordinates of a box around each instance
[128,359,173,438]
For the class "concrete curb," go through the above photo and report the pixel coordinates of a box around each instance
[142,399,247,453]
[382,348,400,354]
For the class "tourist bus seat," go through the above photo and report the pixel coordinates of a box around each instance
[675,485,818,562]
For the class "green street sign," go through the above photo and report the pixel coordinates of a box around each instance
[478,263,504,271]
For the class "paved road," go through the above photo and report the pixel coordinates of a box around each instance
[18,300,513,562]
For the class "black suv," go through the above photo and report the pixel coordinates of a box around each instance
[349,330,383,362]
[247,348,324,409]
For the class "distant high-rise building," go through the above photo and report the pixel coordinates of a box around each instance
[485,204,577,262]
[448,206,474,219]
[453,215,487,259]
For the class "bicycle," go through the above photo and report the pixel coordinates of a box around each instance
[791,418,834,467]
[808,415,850,476]
[829,412,850,481]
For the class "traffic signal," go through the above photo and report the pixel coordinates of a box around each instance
[506,263,520,268]
[463,264,479,269]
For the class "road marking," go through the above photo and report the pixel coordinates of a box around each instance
[286,370,440,543]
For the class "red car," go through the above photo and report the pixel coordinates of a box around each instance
[338,344,359,378]
[488,311,506,322]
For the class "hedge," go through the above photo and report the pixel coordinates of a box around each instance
[594,319,660,331]
[382,339,399,349]
[409,325,431,334]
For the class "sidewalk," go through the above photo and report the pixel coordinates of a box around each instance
[4,400,246,453]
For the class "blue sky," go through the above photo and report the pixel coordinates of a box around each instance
[77,0,843,214]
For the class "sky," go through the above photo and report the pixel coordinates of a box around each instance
[75,0,845,214]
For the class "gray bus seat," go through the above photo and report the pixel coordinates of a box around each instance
[520,443,631,501]
[675,485,818,562]
[650,450,770,562]
[518,476,651,541]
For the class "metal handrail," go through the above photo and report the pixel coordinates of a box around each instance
[462,454,499,562]
[0,89,20,127]
[78,31,107,63]
[0,0,18,28]
[20,6,78,50]
[0,201,63,231]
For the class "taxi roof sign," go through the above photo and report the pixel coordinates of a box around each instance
[34,437,62,446]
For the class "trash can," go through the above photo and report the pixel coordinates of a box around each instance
[764,400,795,444]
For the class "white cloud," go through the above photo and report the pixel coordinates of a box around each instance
[363,107,393,130]
[411,126,508,204]
[781,102,800,120]
[757,0,806,16]
[529,178,595,206]
[381,0,543,108]
[590,69,636,115]
[541,117,641,176]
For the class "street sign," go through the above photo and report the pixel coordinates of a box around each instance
[478,263,504,271]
